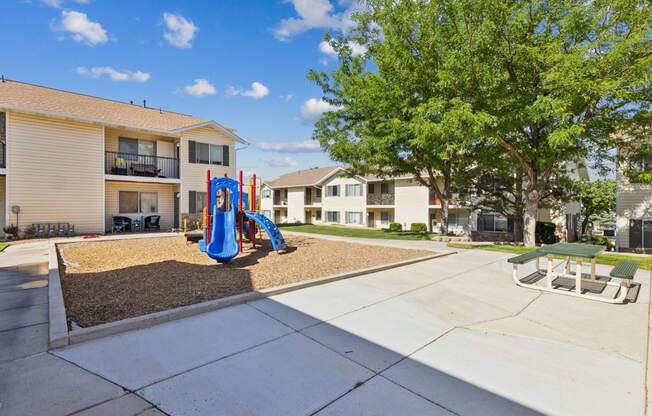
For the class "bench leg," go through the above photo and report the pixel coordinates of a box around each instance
[576,258,582,295]
[591,258,596,281]
[513,264,519,284]
[565,256,571,275]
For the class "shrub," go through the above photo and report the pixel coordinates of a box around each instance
[295,220,302,225]
[535,221,556,245]
[581,234,615,251]
[410,222,427,232]
[389,222,402,231]
[2,224,18,236]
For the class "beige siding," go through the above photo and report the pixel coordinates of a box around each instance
[395,179,429,229]
[260,184,273,213]
[104,128,177,157]
[105,181,178,231]
[0,175,5,236]
[322,175,366,225]
[180,126,236,216]
[7,112,104,233]
[616,143,652,249]
[286,188,304,222]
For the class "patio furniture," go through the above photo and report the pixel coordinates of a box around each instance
[130,163,160,177]
[31,222,75,237]
[144,215,160,231]
[509,242,635,304]
[132,216,144,232]
[112,216,132,233]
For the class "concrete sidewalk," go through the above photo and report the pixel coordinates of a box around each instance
[1,237,650,415]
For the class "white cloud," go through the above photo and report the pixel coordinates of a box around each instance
[226,82,269,100]
[319,40,367,57]
[54,11,108,45]
[42,0,63,7]
[273,0,358,41]
[162,12,198,48]
[300,98,341,122]
[76,66,150,82]
[280,94,293,102]
[177,79,216,96]
[255,140,321,153]
[263,156,298,167]
[73,0,90,3]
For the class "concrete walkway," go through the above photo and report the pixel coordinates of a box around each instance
[1,236,650,415]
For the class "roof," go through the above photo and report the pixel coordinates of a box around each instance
[264,166,342,187]
[0,79,245,142]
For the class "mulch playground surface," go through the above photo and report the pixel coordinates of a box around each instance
[58,235,433,327]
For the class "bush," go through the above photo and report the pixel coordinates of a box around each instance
[389,222,402,231]
[581,234,615,251]
[295,220,302,225]
[535,221,556,245]
[2,224,18,236]
[410,222,427,232]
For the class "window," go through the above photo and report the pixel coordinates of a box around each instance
[345,184,362,196]
[368,183,375,194]
[380,211,394,225]
[140,192,158,213]
[477,213,513,232]
[0,112,5,140]
[118,137,156,156]
[315,188,322,198]
[262,210,272,218]
[630,159,652,172]
[326,211,340,223]
[346,211,362,224]
[325,185,340,197]
[381,182,391,194]
[119,191,158,214]
[316,210,322,221]
[262,189,271,198]
[189,191,207,214]
[188,141,229,166]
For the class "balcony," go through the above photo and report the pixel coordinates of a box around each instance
[105,151,179,180]
[305,196,322,205]
[273,197,288,206]
[367,193,395,205]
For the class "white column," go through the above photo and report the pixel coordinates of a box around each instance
[576,258,582,295]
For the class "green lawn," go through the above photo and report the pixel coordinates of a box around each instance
[277,224,439,240]
[0,243,8,253]
[447,243,652,271]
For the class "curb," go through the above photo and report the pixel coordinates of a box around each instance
[49,244,455,347]
[48,242,69,348]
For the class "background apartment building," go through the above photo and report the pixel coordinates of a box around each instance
[0,80,245,236]
[616,140,652,252]
[262,166,584,241]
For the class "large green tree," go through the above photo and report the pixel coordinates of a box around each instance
[309,0,650,245]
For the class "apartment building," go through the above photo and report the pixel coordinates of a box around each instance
[262,166,584,240]
[261,166,473,232]
[0,79,245,236]
[616,140,652,252]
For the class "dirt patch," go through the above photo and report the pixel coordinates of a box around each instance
[58,235,433,327]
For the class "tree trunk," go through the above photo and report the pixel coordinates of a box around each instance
[580,213,592,235]
[513,214,524,243]
[523,196,538,246]
[440,197,449,234]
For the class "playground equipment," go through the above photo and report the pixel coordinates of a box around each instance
[196,170,286,263]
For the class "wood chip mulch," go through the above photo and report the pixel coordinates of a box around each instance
[58,235,433,328]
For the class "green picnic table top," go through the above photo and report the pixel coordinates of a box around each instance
[536,242,605,259]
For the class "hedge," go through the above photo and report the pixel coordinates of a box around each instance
[410,223,427,232]
[389,222,402,231]
[535,221,556,244]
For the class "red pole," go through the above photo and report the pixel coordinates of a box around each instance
[251,174,256,248]
[239,170,243,253]
[206,170,211,245]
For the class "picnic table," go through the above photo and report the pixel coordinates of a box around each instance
[509,242,637,304]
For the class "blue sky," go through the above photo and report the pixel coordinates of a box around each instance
[0,0,358,181]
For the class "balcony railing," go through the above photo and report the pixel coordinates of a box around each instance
[273,198,288,206]
[367,193,395,205]
[105,151,179,179]
[305,196,322,205]
[0,140,5,169]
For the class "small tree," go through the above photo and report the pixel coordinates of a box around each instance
[577,179,616,235]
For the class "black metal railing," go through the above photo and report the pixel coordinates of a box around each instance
[0,141,5,169]
[105,151,179,179]
[304,196,322,205]
[367,193,395,205]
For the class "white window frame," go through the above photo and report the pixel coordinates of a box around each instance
[326,211,340,223]
[326,185,340,197]
[345,183,362,197]
[346,211,362,224]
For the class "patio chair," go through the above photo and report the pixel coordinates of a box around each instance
[112,216,132,233]
[144,215,160,231]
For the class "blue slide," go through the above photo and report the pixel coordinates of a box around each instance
[243,211,286,251]
[205,205,240,262]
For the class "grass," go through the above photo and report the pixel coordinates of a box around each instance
[447,243,652,271]
[0,243,7,252]
[277,224,439,241]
